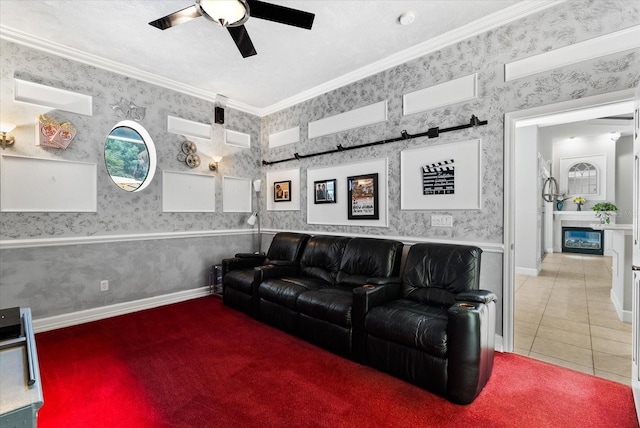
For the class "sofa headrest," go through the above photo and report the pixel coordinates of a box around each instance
[337,238,403,287]
[266,232,311,264]
[401,243,482,306]
[299,235,351,284]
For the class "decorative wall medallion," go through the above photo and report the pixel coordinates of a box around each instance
[110,98,146,122]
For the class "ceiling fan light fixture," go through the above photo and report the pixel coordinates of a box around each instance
[196,0,249,27]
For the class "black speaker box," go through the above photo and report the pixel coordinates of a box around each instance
[215,106,224,124]
[0,307,21,340]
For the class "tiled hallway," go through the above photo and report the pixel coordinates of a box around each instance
[514,252,632,385]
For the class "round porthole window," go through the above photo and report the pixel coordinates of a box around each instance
[104,120,157,192]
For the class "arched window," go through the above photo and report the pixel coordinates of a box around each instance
[567,162,598,195]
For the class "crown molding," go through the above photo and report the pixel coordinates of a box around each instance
[0,25,259,116]
[258,0,563,116]
[1,1,561,118]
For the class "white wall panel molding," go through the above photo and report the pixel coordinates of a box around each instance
[1,155,97,212]
[269,126,300,148]
[14,78,93,115]
[266,168,301,211]
[308,100,387,139]
[224,129,251,148]
[167,115,211,140]
[222,176,252,212]
[403,73,477,116]
[32,286,210,333]
[306,158,389,227]
[505,24,640,82]
[0,229,251,250]
[162,171,216,212]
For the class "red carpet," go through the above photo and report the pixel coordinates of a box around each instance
[35,297,638,427]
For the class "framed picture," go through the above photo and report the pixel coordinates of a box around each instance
[347,173,379,220]
[313,179,336,204]
[400,139,481,210]
[274,180,291,202]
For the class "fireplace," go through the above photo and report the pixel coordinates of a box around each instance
[561,227,604,255]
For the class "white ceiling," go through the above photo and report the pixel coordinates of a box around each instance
[0,0,558,116]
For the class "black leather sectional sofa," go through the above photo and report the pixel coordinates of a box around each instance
[221,232,497,404]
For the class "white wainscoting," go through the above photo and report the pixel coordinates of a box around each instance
[0,229,252,249]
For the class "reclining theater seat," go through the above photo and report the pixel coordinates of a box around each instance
[222,232,310,317]
[358,243,497,405]
[257,235,351,335]
[297,237,404,359]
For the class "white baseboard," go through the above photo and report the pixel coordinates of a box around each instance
[32,286,211,333]
[515,266,541,276]
[610,289,632,324]
[494,334,504,352]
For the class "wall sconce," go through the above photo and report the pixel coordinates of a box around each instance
[209,155,223,172]
[0,123,16,149]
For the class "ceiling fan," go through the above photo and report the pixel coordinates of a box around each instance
[149,0,315,58]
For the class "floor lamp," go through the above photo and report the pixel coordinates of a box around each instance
[247,179,262,254]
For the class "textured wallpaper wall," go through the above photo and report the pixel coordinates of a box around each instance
[0,40,259,317]
[0,39,261,239]
[259,0,640,244]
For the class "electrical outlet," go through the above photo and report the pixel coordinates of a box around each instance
[431,214,453,227]
[100,280,109,292]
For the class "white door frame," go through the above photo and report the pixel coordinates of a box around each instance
[502,88,636,352]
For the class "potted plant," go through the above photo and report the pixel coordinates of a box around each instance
[592,202,618,224]
[572,196,585,211]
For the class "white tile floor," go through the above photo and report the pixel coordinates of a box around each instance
[514,252,632,385]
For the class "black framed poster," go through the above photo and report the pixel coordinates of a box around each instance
[347,173,378,220]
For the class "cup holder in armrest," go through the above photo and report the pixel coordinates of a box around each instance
[362,285,376,290]
[458,303,475,309]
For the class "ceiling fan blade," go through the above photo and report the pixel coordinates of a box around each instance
[247,0,315,30]
[149,5,201,30]
[228,25,257,58]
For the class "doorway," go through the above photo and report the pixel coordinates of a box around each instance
[504,89,636,378]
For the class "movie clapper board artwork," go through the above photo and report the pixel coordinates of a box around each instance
[400,139,481,210]
[422,159,455,195]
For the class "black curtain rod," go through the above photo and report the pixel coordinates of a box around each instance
[262,115,488,166]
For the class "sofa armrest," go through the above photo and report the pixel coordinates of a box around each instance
[222,256,265,275]
[235,252,267,259]
[352,282,401,363]
[455,290,497,305]
[446,297,496,404]
[365,276,401,286]
[353,282,401,313]
[268,260,298,266]
[257,264,299,282]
